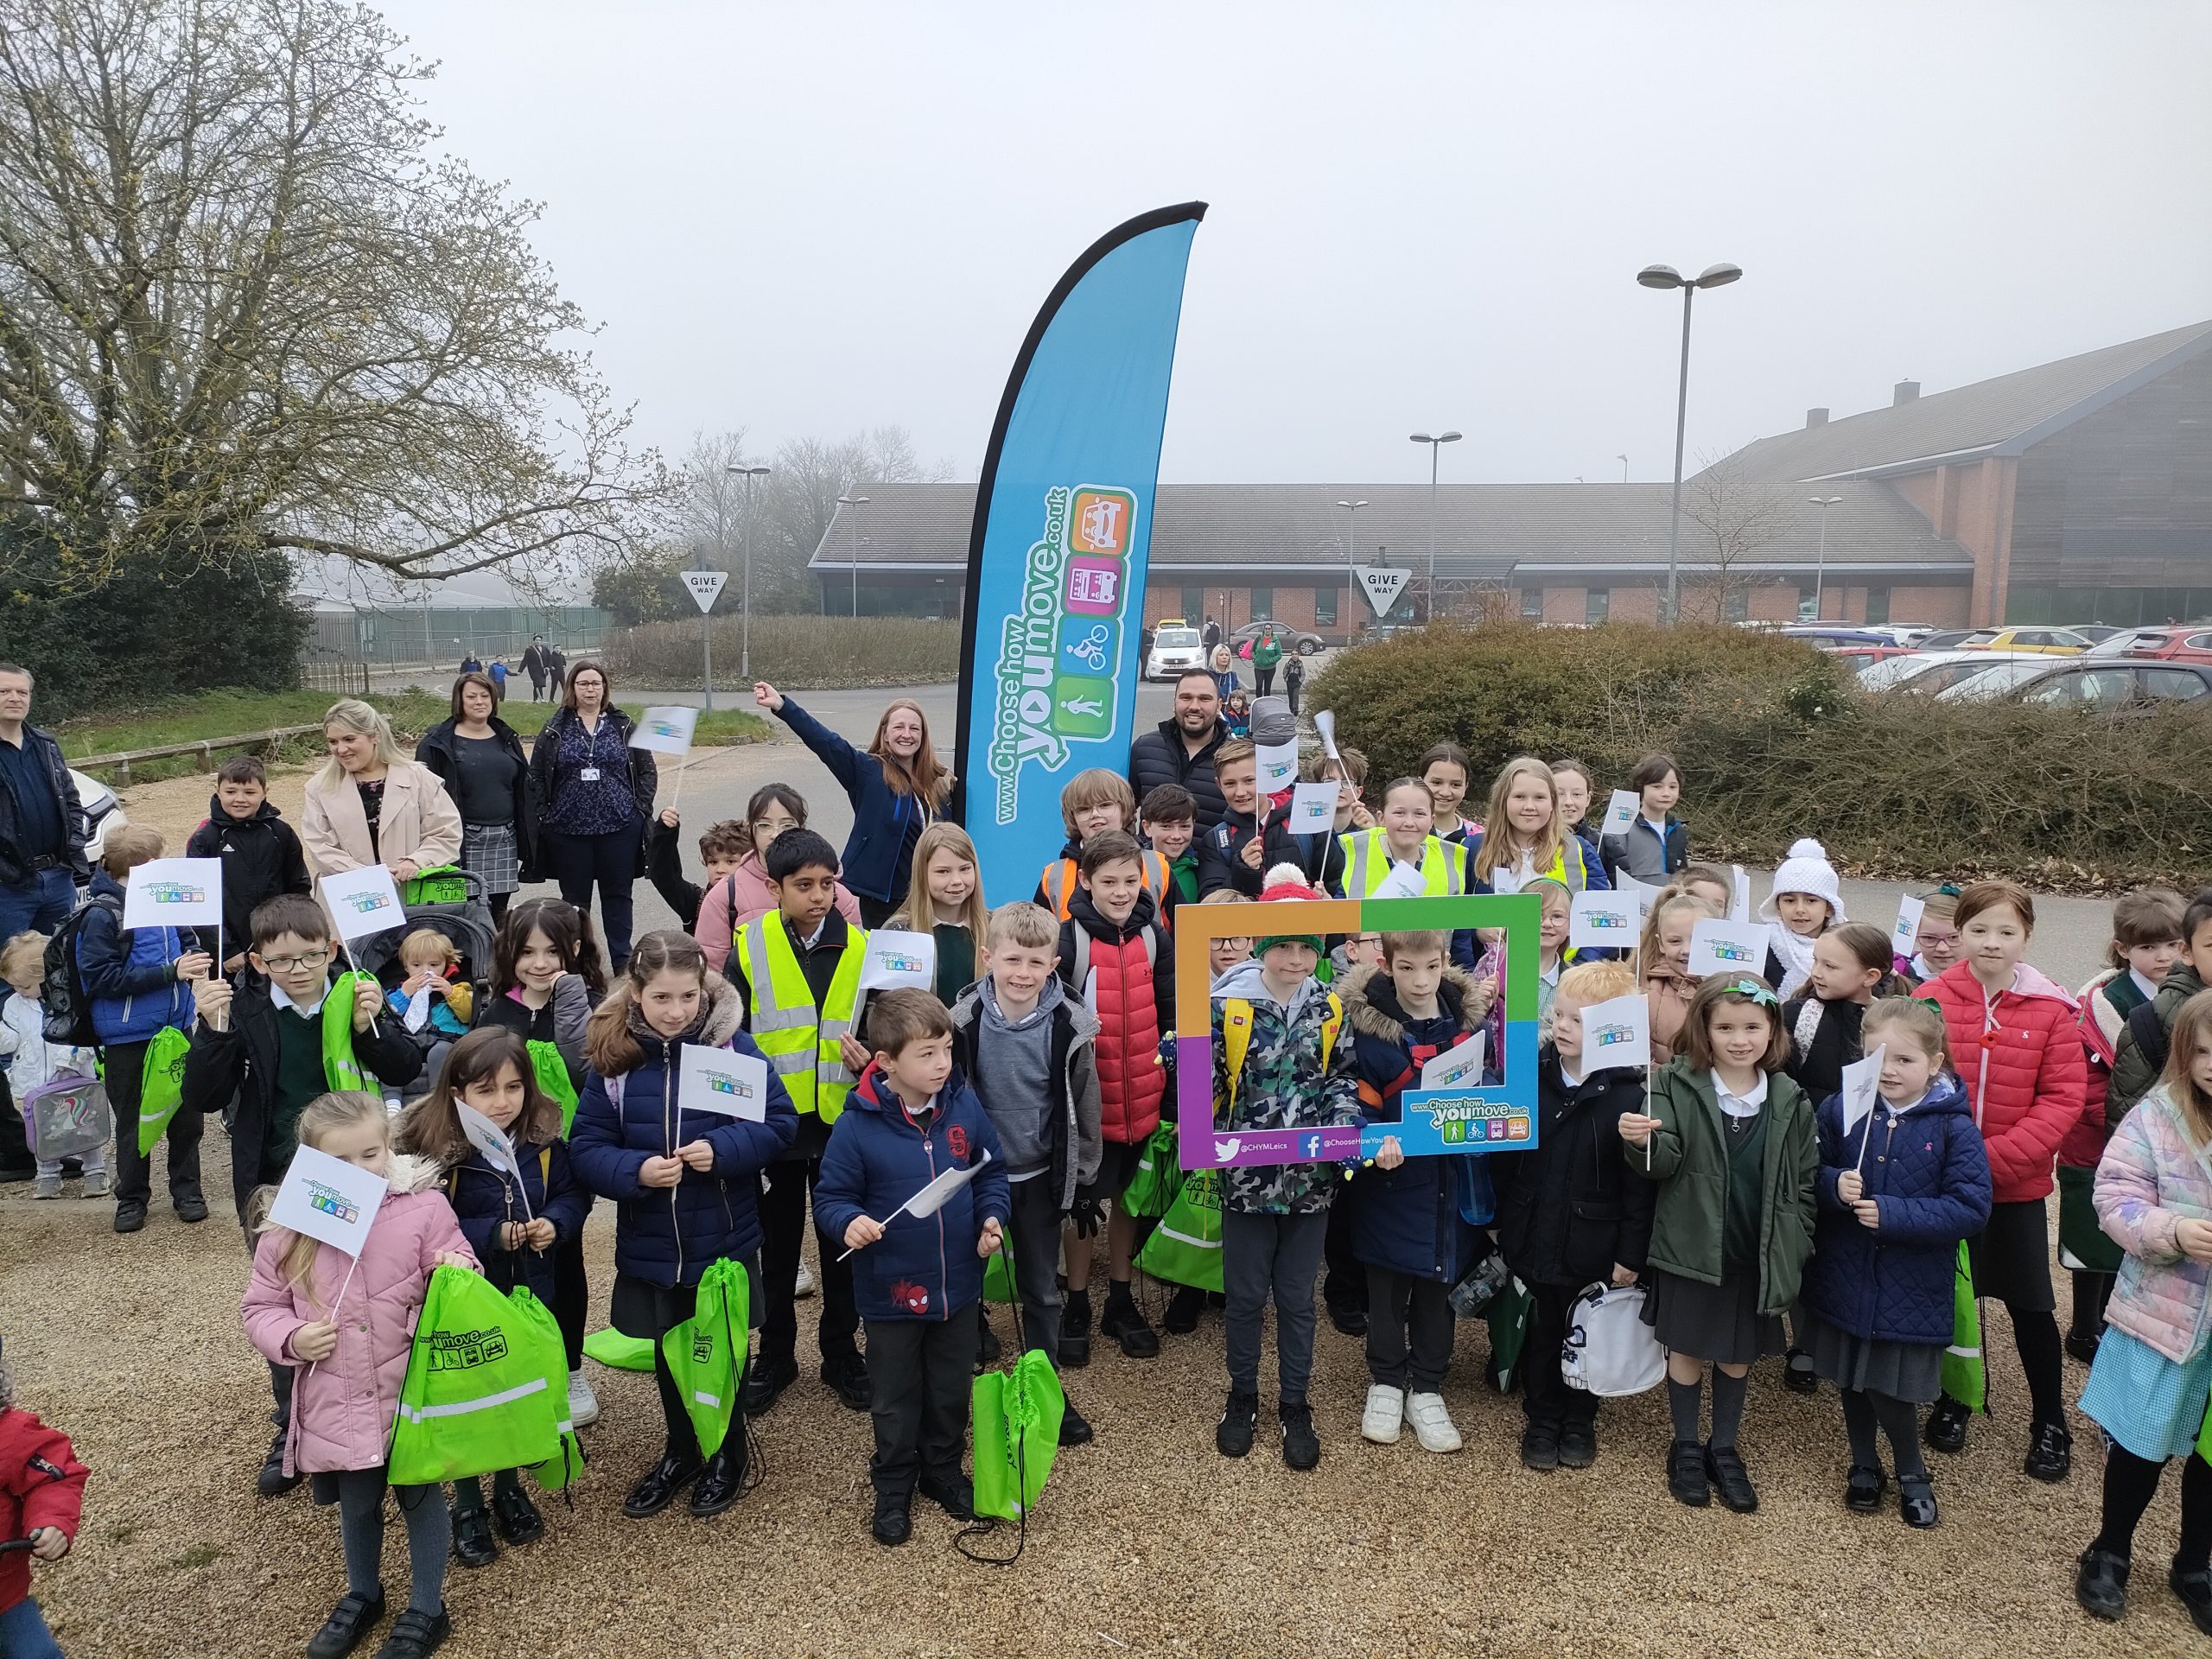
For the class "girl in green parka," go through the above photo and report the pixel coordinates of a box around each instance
[1619,974,1817,1516]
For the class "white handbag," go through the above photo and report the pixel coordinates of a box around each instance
[1560,1282,1667,1396]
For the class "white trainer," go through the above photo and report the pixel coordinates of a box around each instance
[794,1259,818,1299]
[567,1369,601,1428]
[1404,1390,1463,1453]
[1361,1383,1404,1445]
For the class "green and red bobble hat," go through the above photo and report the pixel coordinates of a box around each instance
[1256,864,1326,957]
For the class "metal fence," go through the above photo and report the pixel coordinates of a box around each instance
[298,661,372,696]
[305,607,607,667]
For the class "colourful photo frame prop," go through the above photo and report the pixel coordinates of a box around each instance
[1173,893,1541,1170]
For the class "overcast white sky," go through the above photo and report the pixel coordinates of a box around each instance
[375,0,2212,489]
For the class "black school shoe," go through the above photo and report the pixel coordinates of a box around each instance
[871,1490,912,1547]
[2064,1328,2102,1365]
[1216,1389,1258,1458]
[1897,1474,1939,1529]
[621,1451,702,1519]
[1100,1288,1160,1359]
[172,1185,209,1224]
[1923,1395,1970,1455]
[1279,1400,1321,1471]
[2025,1421,2073,1483]
[306,1588,385,1659]
[448,1505,499,1568]
[918,1474,975,1520]
[741,1353,798,1414]
[2075,1548,2129,1620]
[1557,1420,1598,1470]
[1058,1397,1095,1446]
[1163,1285,1205,1334]
[1666,1439,1709,1507]
[1845,1465,1888,1514]
[1521,1423,1560,1472]
[491,1484,543,1545]
[1783,1349,1818,1394]
[1705,1443,1758,1513]
[822,1353,872,1413]
[372,1605,449,1659]
[2171,1562,2212,1637]
[113,1198,147,1234]
[1060,1287,1093,1368]
[257,1430,302,1497]
[690,1444,747,1517]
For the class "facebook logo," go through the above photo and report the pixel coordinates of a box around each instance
[1305,1135,1321,1157]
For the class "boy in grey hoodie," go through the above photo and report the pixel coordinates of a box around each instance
[948,901,1103,1446]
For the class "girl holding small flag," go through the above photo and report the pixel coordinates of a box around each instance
[1619,974,1816,1514]
[240,1090,476,1659]
[397,1028,587,1567]
[1797,997,1990,1529]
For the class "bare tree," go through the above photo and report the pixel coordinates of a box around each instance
[0,0,676,594]
[1677,449,1796,622]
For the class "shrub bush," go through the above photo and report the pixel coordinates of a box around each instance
[604,615,959,690]
[1306,621,2212,887]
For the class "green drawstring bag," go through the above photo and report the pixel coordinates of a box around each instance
[983,1218,1019,1305]
[971,1350,1065,1522]
[1120,1122,1181,1219]
[1134,1167,1223,1293]
[134,1026,193,1156]
[1942,1241,1986,1414]
[402,864,471,907]
[582,1328,656,1372]
[509,1286,586,1492]
[388,1265,563,1485]
[528,1039,581,1135]
[661,1259,750,1458]
[1483,1276,1535,1394]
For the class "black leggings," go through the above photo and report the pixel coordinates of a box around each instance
[2093,1443,2212,1567]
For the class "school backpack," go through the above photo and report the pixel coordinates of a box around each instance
[1219,993,1343,1113]
[40,893,119,1047]
[2126,999,2171,1085]
[1560,1283,1667,1397]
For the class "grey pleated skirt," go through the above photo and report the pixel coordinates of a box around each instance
[1642,1262,1787,1367]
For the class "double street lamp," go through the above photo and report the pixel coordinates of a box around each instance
[1337,499,1367,641]
[1637,261,1742,623]
[1408,431,1461,621]
[1808,495,1843,620]
[725,463,772,678]
[836,493,870,618]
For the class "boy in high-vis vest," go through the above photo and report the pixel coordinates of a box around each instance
[1211,868,1361,1473]
[178,892,424,1498]
[1036,768,1172,927]
[723,828,873,1415]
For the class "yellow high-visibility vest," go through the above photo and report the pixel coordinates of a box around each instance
[736,912,867,1123]
[1336,828,1465,898]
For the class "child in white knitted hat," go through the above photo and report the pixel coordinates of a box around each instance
[1760,838,1844,1001]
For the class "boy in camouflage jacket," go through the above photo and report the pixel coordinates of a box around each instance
[1211,868,1361,1471]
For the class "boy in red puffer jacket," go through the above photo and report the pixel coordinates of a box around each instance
[0,1338,90,1658]
[1921,879,2088,1482]
[1055,829,1175,1367]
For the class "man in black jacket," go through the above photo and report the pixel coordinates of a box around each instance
[0,664,86,943]
[1127,669,1230,831]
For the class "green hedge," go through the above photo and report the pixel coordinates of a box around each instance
[606,615,959,691]
[1307,621,2212,887]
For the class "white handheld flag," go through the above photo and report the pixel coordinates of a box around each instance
[1421,1031,1488,1090]
[1569,889,1637,950]
[857,930,937,995]
[839,1150,994,1259]
[1613,874,1661,920]
[1313,709,1340,762]
[1286,782,1338,835]
[678,1044,770,1122]
[1255,739,1300,792]
[319,865,408,945]
[123,858,224,931]
[1371,861,1427,900]
[630,705,700,757]
[1730,865,1752,924]
[1891,893,1926,959]
[1580,994,1651,1076]
[1603,789,1639,838]
[455,1102,524,1181]
[1688,918,1772,980]
[1844,1044,1889,1173]
[267,1144,386,1259]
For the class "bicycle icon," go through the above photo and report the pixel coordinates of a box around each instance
[1066,624,1111,673]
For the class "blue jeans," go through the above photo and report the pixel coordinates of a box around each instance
[0,1594,66,1658]
[0,865,73,942]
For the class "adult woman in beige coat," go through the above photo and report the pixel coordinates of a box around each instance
[302,699,463,880]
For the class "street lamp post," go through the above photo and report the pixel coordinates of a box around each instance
[1808,495,1843,620]
[1336,499,1368,642]
[1408,432,1461,622]
[836,494,870,619]
[1637,261,1742,624]
[728,463,772,679]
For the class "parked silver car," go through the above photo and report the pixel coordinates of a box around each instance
[73,768,125,880]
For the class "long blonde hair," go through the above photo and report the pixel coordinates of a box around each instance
[888,822,989,939]
[1639,888,1721,982]
[314,698,404,791]
[2162,988,2212,1148]
[1471,756,1567,884]
[254,1092,391,1311]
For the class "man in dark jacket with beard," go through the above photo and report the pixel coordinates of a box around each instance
[1127,669,1230,831]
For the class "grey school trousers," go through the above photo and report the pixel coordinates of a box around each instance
[1223,1208,1330,1401]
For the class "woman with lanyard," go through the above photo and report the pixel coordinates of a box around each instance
[751,682,948,925]
[416,671,538,924]
[301,699,463,881]
[530,660,655,970]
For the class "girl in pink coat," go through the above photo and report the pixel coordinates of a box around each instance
[242,1091,475,1659]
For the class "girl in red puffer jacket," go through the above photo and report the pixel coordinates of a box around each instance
[1921,880,2088,1483]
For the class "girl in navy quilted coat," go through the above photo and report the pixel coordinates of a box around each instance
[1798,998,1991,1529]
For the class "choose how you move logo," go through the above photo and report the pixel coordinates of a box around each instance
[428,1327,511,1372]
[306,1182,362,1225]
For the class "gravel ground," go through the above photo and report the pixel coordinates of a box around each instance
[3,1141,2192,1659]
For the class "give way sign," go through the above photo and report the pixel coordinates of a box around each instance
[680,569,729,613]
[1357,567,1413,617]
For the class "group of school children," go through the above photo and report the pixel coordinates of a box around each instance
[15,728,2212,1659]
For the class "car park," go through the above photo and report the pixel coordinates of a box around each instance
[2084,625,2212,664]
[1856,649,2044,694]
[1954,626,2092,655]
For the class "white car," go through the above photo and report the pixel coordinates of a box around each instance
[72,769,126,878]
[1933,659,2060,702]
[1145,625,1206,683]
[1856,649,2041,694]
